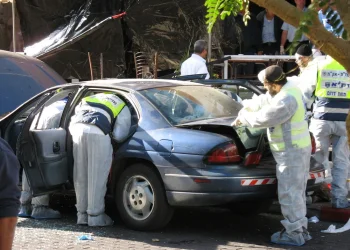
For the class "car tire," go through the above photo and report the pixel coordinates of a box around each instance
[227,199,274,215]
[115,163,174,231]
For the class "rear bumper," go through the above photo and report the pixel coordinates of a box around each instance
[162,168,278,206]
[166,190,277,206]
[162,168,325,207]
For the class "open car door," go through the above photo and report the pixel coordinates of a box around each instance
[17,87,77,196]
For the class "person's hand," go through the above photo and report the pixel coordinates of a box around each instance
[280,46,285,55]
[231,117,242,127]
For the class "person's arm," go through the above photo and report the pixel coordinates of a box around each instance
[112,106,131,143]
[241,93,272,112]
[239,94,298,128]
[298,64,318,109]
[0,141,21,250]
[0,217,17,250]
[280,22,288,54]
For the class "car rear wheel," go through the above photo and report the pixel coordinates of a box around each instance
[115,163,174,231]
[228,199,274,215]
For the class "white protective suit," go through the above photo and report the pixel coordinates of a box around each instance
[237,81,311,236]
[19,100,66,219]
[309,119,349,208]
[287,56,326,111]
[69,101,131,226]
[290,56,350,207]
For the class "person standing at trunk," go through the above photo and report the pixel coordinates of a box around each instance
[309,57,350,208]
[233,65,312,246]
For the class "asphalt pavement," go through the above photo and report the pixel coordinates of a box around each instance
[12,194,350,250]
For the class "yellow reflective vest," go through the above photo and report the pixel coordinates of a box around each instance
[73,93,125,135]
[313,58,350,121]
[268,86,311,152]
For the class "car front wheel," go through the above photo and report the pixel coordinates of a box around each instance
[115,163,174,231]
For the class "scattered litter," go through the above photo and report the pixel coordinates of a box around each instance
[78,235,93,240]
[152,238,160,242]
[321,218,350,233]
[308,216,320,223]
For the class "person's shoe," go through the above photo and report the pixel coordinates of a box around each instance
[31,206,61,219]
[77,212,88,225]
[271,230,305,246]
[18,204,32,218]
[302,227,312,241]
[88,213,114,227]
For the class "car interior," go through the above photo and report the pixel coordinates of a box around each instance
[2,86,139,194]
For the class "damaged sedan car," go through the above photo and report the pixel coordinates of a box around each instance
[0,79,325,231]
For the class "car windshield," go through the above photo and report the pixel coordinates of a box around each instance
[141,86,242,125]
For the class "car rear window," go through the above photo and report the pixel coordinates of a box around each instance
[141,86,242,125]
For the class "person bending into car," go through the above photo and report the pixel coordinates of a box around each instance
[233,65,312,246]
[18,99,67,219]
[69,93,131,227]
[0,137,20,250]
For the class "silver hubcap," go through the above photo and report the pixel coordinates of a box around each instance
[123,175,154,220]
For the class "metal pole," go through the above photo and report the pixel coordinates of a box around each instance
[88,52,93,80]
[207,33,212,62]
[224,59,228,79]
[12,0,16,52]
[100,53,103,79]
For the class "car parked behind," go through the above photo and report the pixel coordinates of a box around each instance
[0,50,65,117]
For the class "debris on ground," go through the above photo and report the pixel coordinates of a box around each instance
[308,216,320,223]
[321,218,350,233]
[78,235,93,240]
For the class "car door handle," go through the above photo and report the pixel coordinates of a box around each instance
[53,142,60,154]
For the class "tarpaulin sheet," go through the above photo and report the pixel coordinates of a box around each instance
[16,0,125,80]
[15,0,249,77]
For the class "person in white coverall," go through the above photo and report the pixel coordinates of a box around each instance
[69,93,131,227]
[18,98,67,219]
[290,45,350,205]
[308,57,350,208]
[233,65,312,246]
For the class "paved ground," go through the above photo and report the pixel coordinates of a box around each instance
[12,195,350,250]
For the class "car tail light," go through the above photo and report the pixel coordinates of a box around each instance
[205,142,241,164]
[310,133,316,154]
[244,152,262,166]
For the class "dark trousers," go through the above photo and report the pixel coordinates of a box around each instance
[262,42,279,55]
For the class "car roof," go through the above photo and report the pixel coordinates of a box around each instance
[76,78,205,91]
[0,50,66,115]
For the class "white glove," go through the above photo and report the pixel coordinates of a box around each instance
[231,117,242,127]
[305,111,313,120]
[280,46,285,55]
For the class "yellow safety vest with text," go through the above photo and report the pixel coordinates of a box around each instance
[268,86,311,152]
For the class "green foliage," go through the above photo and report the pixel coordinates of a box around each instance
[205,0,246,33]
